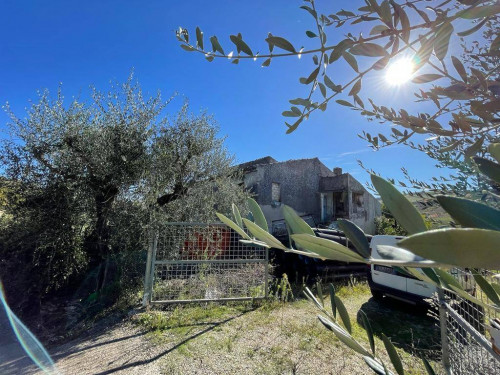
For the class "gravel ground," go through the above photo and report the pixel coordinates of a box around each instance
[44,321,164,375]
[1,283,443,374]
[1,310,165,375]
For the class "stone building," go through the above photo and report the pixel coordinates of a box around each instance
[238,156,381,234]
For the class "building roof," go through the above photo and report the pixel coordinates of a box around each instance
[237,156,277,172]
[238,156,337,177]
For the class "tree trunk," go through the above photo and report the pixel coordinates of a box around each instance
[85,185,118,292]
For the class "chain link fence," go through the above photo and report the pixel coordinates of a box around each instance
[143,223,269,305]
[438,269,500,374]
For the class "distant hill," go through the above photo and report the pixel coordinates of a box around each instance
[405,193,453,229]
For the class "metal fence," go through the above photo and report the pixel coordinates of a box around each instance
[143,223,269,306]
[438,269,500,375]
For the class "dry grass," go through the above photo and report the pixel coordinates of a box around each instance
[134,281,444,374]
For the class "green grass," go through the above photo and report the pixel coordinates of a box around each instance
[134,302,252,338]
[133,280,443,374]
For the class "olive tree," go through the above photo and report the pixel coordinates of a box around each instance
[0,77,247,317]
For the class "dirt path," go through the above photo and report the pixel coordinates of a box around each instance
[1,283,442,374]
[0,306,40,375]
[0,310,166,375]
[41,321,164,375]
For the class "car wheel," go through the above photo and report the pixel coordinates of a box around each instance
[371,289,384,301]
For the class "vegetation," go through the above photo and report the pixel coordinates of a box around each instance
[0,76,247,321]
[134,281,440,374]
[375,204,409,235]
[178,2,500,372]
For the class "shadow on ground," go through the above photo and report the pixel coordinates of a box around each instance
[96,309,251,375]
[36,307,254,375]
[356,296,442,361]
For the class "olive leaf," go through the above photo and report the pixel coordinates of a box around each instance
[458,4,500,19]
[305,67,320,84]
[464,136,484,160]
[242,218,287,250]
[342,51,359,72]
[472,271,500,306]
[265,36,296,53]
[359,310,375,355]
[399,228,500,269]
[232,203,243,228]
[316,281,324,307]
[391,2,410,43]
[349,79,362,96]
[318,315,371,356]
[433,22,454,60]
[491,34,500,53]
[300,5,317,19]
[370,24,389,35]
[337,219,370,258]
[421,357,436,375]
[364,356,393,375]
[216,213,250,240]
[433,268,464,291]
[304,286,324,311]
[283,205,316,236]
[247,197,268,231]
[324,75,342,92]
[371,174,427,235]
[379,0,393,26]
[457,17,489,37]
[488,143,500,163]
[451,56,467,83]
[381,334,404,375]
[436,196,500,231]
[350,43,388,57]
[262,58,271,67]
[373,56,390,70]
[471,68,488,89]
[319,82,327,98]
[329,283,337,319]
[210,36,225,55]
[474,157,500,183]
[412,36,434,70]
[411,74,443,84]
[291,234,366,262]
[230,34,253,56]
[195,27,203,49]
[334,295,352,333]
[180,45,195,52]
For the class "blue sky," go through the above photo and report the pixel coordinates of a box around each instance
[0,0,455,187]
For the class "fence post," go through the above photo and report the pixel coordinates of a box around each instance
[438,288,452,374]
[142,230,156,307]
[264,246,269,299]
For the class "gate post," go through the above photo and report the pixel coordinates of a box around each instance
[265,247,269,299]
[142,230,157,307]
[438,288,452,374]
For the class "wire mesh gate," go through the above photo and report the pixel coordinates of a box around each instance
[143,223,269,306]
[438,269,500,374]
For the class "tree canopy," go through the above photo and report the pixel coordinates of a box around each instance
[0,76,247,316]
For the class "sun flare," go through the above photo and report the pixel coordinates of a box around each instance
[385,58,415,86]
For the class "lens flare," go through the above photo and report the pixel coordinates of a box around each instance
[1,282,59,374]
[385,58,414,85]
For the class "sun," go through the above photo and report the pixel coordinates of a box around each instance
[385,58,415,86]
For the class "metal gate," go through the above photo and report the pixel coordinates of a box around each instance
[143,223,269,306]
[438,269,500,374]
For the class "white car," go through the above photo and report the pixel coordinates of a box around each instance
[368,235,474,305]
